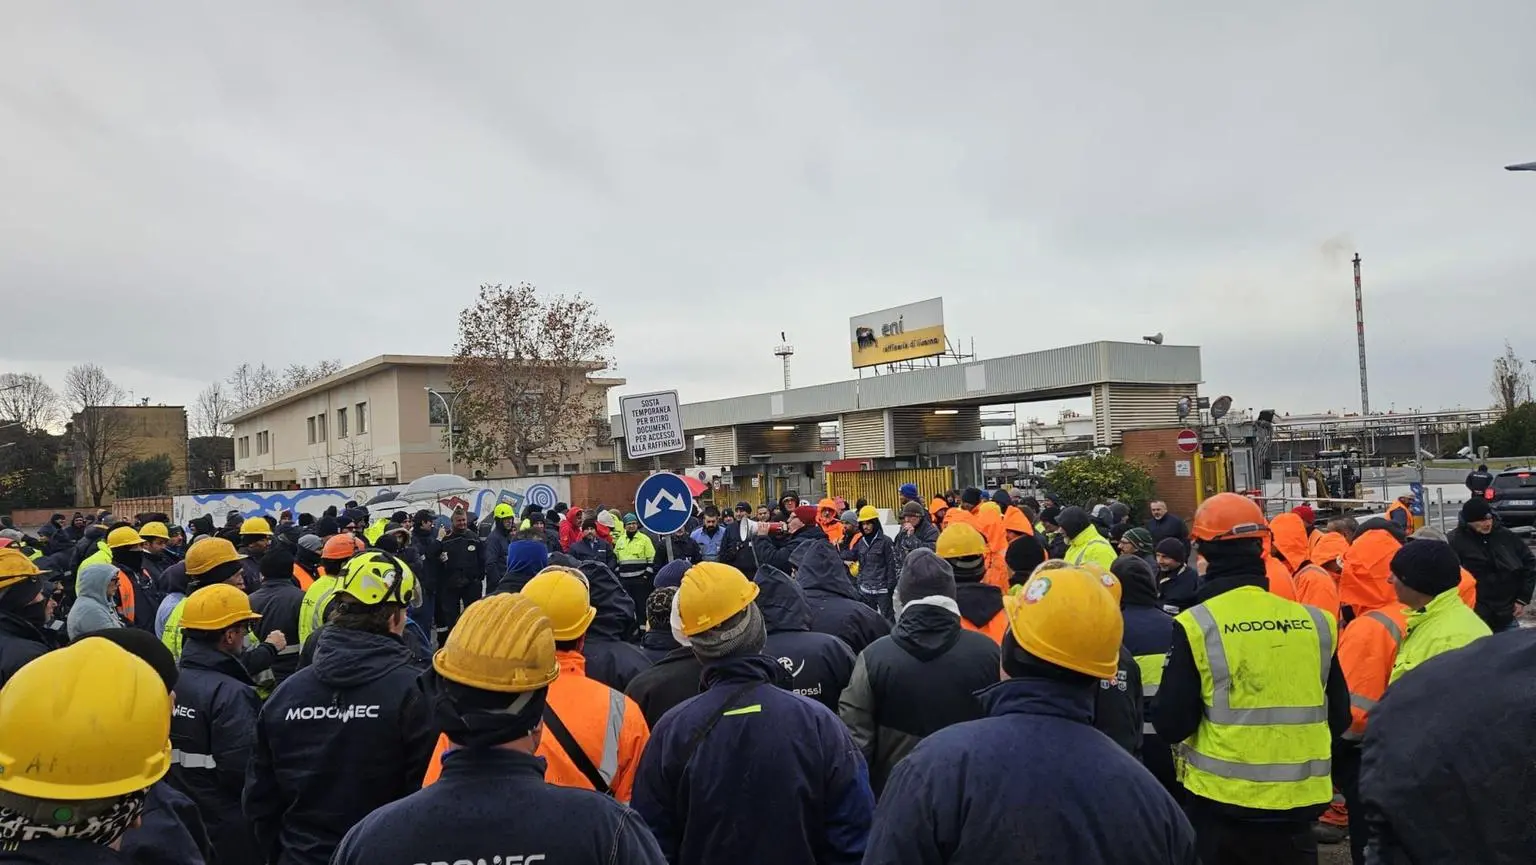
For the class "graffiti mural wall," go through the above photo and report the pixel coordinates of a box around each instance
[173,477,569,527]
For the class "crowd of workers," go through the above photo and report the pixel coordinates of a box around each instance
[0,479,1532,865]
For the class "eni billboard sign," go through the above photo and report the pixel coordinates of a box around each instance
[849,297,946,369]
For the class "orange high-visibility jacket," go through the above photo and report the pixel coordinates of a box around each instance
[292,563,314,591]
[1337,603,1408,741]
[1458,568,1477,610]
[1292,564,1342,622]
[421,651,650,802]
[973,504,1009,591]
[960,610,1008,645]
[1340,526,1402,615]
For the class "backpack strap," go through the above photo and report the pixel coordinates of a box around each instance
[542,705,612,797]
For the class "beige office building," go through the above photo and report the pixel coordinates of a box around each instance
[225,354,623,489]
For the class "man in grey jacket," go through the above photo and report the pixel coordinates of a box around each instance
[892,502,939,580]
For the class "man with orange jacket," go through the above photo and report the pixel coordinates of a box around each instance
[1261,533,1299,602]
[1269,513,1341,621]
[936,524,1006,643]
[817,499,845,548]
[421,567,649,802]
[1339,519,1405,620]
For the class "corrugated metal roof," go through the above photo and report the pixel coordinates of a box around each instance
[615,341,1201,435]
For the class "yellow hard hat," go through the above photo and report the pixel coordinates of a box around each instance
[936,523,987,559]
[239,517,273,536]
[107,526,144,549]
[137,521,170,540]
[434,593,560,693]
[181,584,262,631]
[520,567,596,641]
[0,640,171,800]
[0,548,41,591]
[185,538,245,577]
[1004,568,1123,679]
[1077,561,1121,604]
[857,505,880,522]
[677,562,759,637]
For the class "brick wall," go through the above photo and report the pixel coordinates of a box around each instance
[1119,428,1200,521]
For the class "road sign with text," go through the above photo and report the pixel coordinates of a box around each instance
[620,390,686,460]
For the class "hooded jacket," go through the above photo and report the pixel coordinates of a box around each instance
[1062,520,1117,572]
[1390,587,1492,684]
[754,566,856,712]
[1114,556,1179,791]
[837,598,998,795]
[333,748,666,865]
[632,653,874,865]
[168,639,262,865]
[155,561,190,638]
[790,541,889,654]
[67,563,124,640]
[1359,629,1536,864]
[1270,512,1341,619]
[1340,519,1406,615]
[578,561,652,691]
[249,566,305,686]
[479,521,515,587]
[863,676,1197,865]
[1449,518,1536,631]
[244,626,437,865]
[494,539,550,595]
[624,646,705,728]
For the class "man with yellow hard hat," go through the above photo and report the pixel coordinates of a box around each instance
[169,584,264,865]
[864,567,1196,863]
[1152,493,1351,865]
[160,539,284,690]
[137,520,175,587]
[245,550,434,865]
[0,546,59,686]
[632,562,874,865]
[331,593,667,864]
[236,517,273,592]
[0,639,173,863]
[421,565,651,802]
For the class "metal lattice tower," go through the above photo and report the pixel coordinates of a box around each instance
[773,332,795,390]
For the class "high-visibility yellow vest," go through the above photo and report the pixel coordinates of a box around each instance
[299,574,342,647]
[1174,586,1336,811]
[1134,652,1167,737]
[164,594,277,697]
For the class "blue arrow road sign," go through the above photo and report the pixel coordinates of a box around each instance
[1409,481,1425,517]
[636,472,694,536]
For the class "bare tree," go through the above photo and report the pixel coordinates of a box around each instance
[191,382,236,438]
[0,372,60,432]
[1490,341,1532,413]
[63,364,135,507]
[307,437,382,487]
[450,282,615,475]
[225,359,343,412]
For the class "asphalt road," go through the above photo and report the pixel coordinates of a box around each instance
[1319,841,1351,865]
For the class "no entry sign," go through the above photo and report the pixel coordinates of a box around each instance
[1176,428,1200,453]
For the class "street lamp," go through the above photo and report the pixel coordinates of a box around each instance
[425,386,469,476]
[1506,162,1536,171]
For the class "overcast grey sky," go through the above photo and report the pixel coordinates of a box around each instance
[3,1,1532,423]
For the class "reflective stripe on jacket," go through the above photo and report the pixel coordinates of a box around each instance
[1337,605,1406,741]
[1174,586,1337,811]
[423,650,649,802]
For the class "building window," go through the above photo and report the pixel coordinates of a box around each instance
[316,412,327,440]
[428,391,456,426]
[596,460,616,472]
[337,407,348,438]
[542,463,559,475]
[356,402,368,434]
[562,463,580,474]
[238,436,249,459]
[306,416,316,444]
[525,465,541,476]
[319,476,329,486]
[256,431,269,456]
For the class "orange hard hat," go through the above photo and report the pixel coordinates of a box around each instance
[322,534,366,560]
[1191,493,1269,542]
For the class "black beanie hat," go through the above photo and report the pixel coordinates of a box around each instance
[261,544,296,582]
[1390,540,1462,597]
[1004,535,1046,579]
[961,488,984,507]
[1155,537,1188,563]
[1056,506,1091,538]
[315,516,339,537]
[1039,506,1062,527]
[1460,498,1493,523]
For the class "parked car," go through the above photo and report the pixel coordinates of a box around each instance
[1489,467,1536,526]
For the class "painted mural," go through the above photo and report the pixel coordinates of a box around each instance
[173,477,569,527]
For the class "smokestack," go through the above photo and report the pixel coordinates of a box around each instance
[1354,252,1370,415]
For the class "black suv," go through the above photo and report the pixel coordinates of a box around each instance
[1489,468,1536,526]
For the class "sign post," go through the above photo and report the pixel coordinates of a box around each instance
[635,471,695,564]
[619,390,686,461]
[1176,428,1200,454]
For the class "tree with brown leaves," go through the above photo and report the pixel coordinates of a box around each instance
[450,282,615,476]
[1490,341,1532,414]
